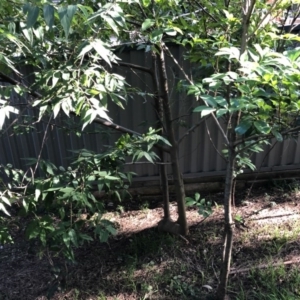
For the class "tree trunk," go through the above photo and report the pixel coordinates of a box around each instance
[158,46,188,235]
[160,151,170,219]
[152,52,171,221]
[216,146,235,299]
[216,112,238,299]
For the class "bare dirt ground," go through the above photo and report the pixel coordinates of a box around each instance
[1,185,300,300]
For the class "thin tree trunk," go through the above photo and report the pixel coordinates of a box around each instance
[160,151,170,219]
[216,111,238,299]
[152,52,171,220]
[158,46,188,235]
[216,146,236,299]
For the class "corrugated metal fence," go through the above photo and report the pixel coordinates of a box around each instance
[1,46,300,184]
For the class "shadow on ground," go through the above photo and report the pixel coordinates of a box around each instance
[1,186,300,300]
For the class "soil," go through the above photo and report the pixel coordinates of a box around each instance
[0,185,300,300]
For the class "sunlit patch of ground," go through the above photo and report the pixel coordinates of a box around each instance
[104,202,207,235]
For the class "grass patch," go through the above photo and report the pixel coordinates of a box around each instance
[234,264,300,299]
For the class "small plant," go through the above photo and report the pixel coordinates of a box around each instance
[0,129,168,261]
[117,205,125,214]
[140,201,150,211]
[185,193,213,218]
[141,284,157,300]
[234,214,248,230]
[169,275,200,299]
[264,193,271,202]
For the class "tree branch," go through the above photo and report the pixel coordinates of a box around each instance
[33,114,53,175]
[234,125,300,147]
[162,43,230,146]
[192,1,226,30]
[248,0,282,42]
[178,117,206,144]
[241,0,256,55]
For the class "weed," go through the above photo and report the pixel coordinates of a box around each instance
[264,192,271,202]
[97,293,106,300]
[168,275,201,299]
[140,201,150,211]
[185,193,214,218]
[116,205,125,214]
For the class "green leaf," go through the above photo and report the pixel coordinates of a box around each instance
[201,95,217,107]
[106,224,117,235]
[226,71,238,80]
[235,120,252,135]
[238,84,251,94]
[185,197,196,206]
[102,14,119,36]
[254,120,271,134]
[0,203,10,216]
[52,72,60,88]
[78,233,93,242]
[151,29,163,42]
[63,232,70,247]
[1,197,11,207]
[53,102,61,118]
[27,5,39,28]
[193,106,216,117]
[35,187,41,201]
[143,152,154,164]
[43,4,54,29]
[157,136,172,146]
[22,25,33,44]
[216,47,240,59]
[142,0,151,6]
[216,108,228,118]
[142,19,155,31]
[62,72,70,81]
[272,129,283,142]
[284,48,300,62]
[58,5,77,38]
[91,40,112,66]
[99,230,109,242]
[164,28,177,36]
[68,229,78,247]
[25,220,40,239]
[214,96,228,107]
[77,43,93,58]
[45,187,61,192]
[106,9,126,35]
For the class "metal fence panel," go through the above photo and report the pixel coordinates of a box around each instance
[0,47,299,183]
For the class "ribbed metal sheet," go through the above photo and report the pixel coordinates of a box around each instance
[0,47,300,182]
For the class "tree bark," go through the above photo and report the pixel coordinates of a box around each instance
[216,113,238,299]
[216,146,235,299]
[152,52,171,221]
[157,46,188,235]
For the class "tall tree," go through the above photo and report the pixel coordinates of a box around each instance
[185,1,300,298]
